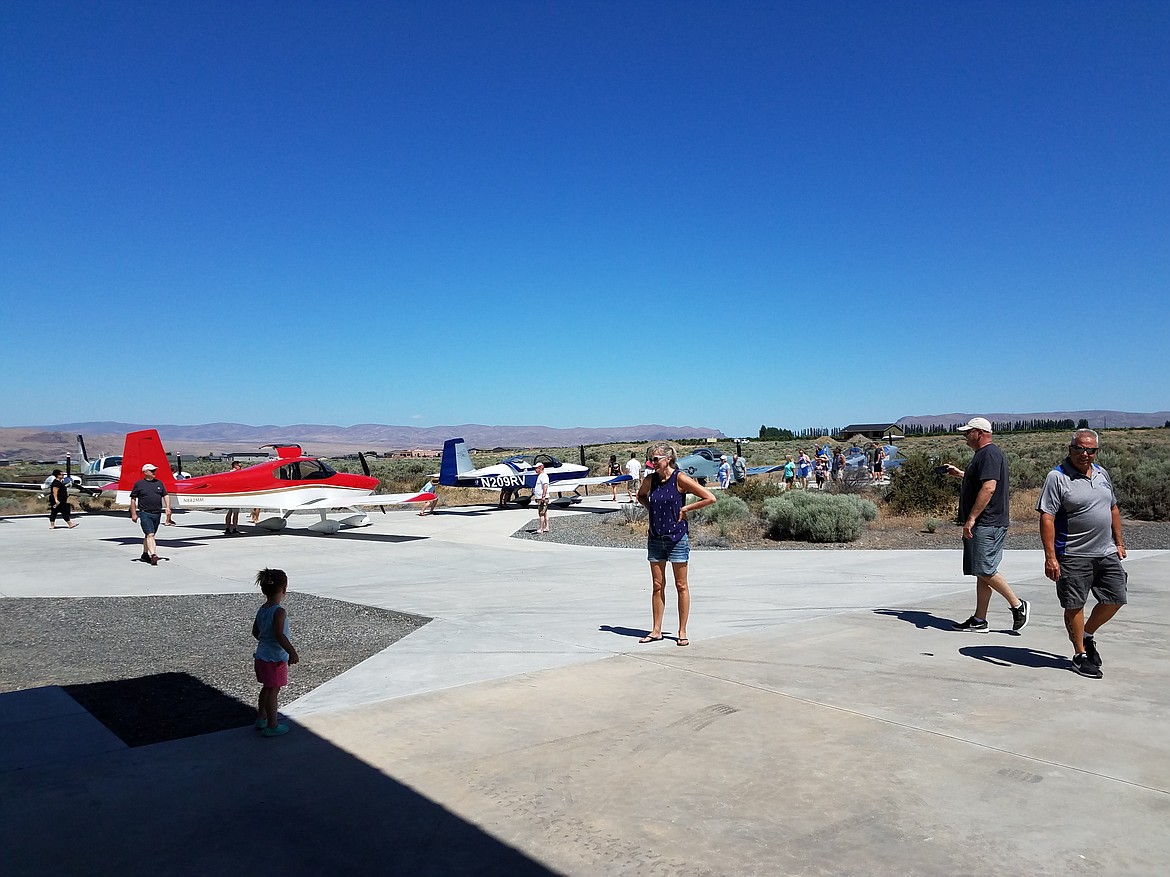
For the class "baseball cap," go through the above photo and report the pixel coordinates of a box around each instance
[956,417,992,433]
[142,463,157,471]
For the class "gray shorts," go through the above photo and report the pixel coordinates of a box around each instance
[1056,554,1128,609]
[962,526,1007,577]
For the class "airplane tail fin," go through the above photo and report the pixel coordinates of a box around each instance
[439,438,473,486]
[77,434,91,467]
[116,430,177,496]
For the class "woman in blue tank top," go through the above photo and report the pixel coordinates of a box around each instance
[636,443,716,647]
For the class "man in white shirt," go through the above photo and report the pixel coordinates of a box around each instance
[625,452,642,501]
[533,462,551,534]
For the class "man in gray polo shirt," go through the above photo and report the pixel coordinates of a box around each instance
[1037,429,1127,679]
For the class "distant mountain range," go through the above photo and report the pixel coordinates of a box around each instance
[0,422,726,459]
[898,410,1170,429]
[2,411,1166,460]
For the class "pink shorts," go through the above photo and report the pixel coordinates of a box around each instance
[254,658,288,688]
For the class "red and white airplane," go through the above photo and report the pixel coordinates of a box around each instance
[112,429,435,534]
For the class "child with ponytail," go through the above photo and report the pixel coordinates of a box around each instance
[252,568,299,736]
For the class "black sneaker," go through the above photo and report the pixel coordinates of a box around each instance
[140,552,151,562]
[1083,636,1102,668]
[953,616,989,632]
[1011,599,1030,632]
[1072,653,1103,678]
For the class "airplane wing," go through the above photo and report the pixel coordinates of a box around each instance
[315,491,436,508]
[546,475,632,494]
[745,465,784,476]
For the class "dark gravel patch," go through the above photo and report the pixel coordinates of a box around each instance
[0,592,429,746]
[512,510,1170,552]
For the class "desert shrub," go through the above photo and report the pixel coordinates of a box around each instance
[693,494,753,538]
[838,493,877,522]
[728,477,782,511]
[620,502,646,523]
[1115,459,1170,521]
[693,494,750,525]
[837,466,872,493]
[1004,452,1045,489]
[924,517,940,533]
[761,491,867,543]
[883,453,959,515]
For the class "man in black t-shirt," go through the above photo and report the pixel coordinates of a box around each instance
[129,464,173,565]
[941,418,1029,633]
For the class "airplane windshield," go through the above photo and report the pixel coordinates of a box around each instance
[276,461,335,481]
[533,454,562,468]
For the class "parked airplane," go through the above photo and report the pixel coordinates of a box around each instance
[674,447,783,485]
[0,456,81,495]
[75,434,123,496]
[112,429,435,534]
[437,438,630,505]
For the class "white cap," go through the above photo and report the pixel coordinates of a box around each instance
[957,417,993,433]
[142,463,157,471]
[720,455,727,460]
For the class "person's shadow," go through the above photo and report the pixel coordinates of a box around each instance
[872,608,956,631]
[599,625,656,640]
[959,645,1069,670]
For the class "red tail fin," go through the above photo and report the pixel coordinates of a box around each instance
[117,430,178,493]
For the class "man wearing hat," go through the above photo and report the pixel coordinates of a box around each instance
[718,455,731,489]
[941,417,1030,633]
[129,463,173,565]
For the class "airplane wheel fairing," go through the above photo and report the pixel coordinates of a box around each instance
[339,514,371,528]
[256,518,286,532]
[308,519,342,535]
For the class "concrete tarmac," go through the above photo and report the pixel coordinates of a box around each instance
[2,502,1167,876]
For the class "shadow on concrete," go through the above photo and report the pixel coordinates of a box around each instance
[64,673,257,747]
[959,645,1070,670]
[872,608,957,631]
[100,528,428,546]
[3,720,562,877]
[599,624,654,640]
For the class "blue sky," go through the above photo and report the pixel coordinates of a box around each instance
[3,1,1167,436]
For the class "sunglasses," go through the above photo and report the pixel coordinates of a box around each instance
[1070,445,1099,455]
[649,456,669,464]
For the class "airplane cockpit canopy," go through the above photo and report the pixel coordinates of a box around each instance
[501,453,565,471]
[276,460,336,481]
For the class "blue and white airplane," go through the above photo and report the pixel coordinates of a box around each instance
[438,438,631,505]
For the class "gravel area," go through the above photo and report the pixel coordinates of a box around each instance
[511,508,1170,552]
[0,592,429,746]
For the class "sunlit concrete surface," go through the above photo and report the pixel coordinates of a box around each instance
[2,501,1167,876]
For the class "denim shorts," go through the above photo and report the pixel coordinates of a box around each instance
[138,511,161,535]
[648,532,690,563]
[962,525,1007,577]
[1056,554,1128,609]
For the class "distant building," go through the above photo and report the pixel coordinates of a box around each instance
[226,452,269,464]
[390,448,441,458]
[840,423,904,442]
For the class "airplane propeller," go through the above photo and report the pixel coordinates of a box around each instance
[359,452,387,514]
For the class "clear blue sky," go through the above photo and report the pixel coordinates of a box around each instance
[3,1,1167,436]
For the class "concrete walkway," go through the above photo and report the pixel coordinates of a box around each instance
[2,502,1167,876]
